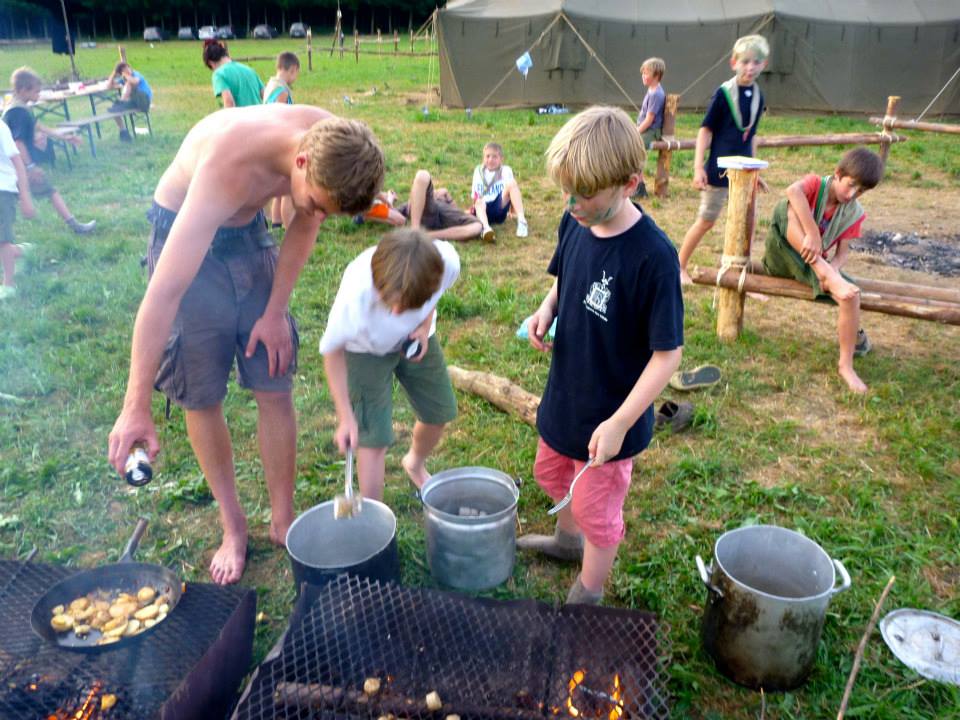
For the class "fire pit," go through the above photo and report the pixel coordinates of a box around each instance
[0,557,255,719]
[232,575,670,719]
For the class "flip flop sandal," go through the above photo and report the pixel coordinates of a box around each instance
[669,364,721,392]
[654,400,694,433]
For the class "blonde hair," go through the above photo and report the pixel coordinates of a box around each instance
[641,57,665,80]
[371,229,444,311]
[544,106,645,196]
[11,66,42,95]
[298,118,385,215]
[732,34,770,62]
[483,142,503,156]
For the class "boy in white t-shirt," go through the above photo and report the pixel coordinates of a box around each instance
[0,119,35,299]
[320,228,460,500]
[471,142,529,243]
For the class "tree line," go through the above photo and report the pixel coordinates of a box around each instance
[0,1,441,41]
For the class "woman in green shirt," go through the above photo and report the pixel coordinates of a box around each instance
[202,40,264,108]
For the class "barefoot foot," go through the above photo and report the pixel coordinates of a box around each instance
[269,517,292,548]
[839,366,867,394]
[746,291,770,302]
[401,450,430,489]
[209,529,248,585]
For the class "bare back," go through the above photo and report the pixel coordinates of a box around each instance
[154,104,331,226]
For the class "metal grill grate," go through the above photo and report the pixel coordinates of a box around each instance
[235,575,670,720]
[0,558,254,719]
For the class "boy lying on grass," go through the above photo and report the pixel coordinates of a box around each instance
[762,146,883,394]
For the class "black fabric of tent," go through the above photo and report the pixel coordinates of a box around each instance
[438,1,960,116]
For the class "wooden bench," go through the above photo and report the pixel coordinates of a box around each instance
[57,108,152,158]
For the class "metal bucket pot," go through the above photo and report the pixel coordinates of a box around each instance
[696,525,851,690]
[420,466,519,591]
[286,499,400,592]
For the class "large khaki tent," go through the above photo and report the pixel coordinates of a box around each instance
[437,1,960,115]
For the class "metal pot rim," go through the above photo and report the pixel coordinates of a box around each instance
[714,524,836,602]
[285,498,396,569]
[421,466,519,522]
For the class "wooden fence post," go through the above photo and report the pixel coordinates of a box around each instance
[306,28,312,71]
[716,164,764,342]
[118,45,127,62]
[394,29,399,53]
[354,30,359,63]
[377,29,381,55]
[879,95,901,172]
[654,93,679,198]
[410,29,414,53]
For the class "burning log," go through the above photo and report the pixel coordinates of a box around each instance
[447,365,540,427]
[273,681,546,720]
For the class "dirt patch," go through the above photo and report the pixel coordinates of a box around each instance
[852,230,960,277]
[922,564,960,599]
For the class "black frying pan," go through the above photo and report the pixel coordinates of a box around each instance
[31,518,183,653]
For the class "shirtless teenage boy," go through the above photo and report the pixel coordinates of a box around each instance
[108,104,385,584]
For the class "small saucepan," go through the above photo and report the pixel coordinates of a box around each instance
[31,518,183,653]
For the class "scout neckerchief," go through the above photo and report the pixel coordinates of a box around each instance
[720,76,760,143]
[475,165,502,198]
[813,175,864,259]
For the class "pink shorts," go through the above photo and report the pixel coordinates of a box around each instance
[533,438,633,548]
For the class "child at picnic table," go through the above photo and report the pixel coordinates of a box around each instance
[677,34,769,284]
[106,61,153,142]
[519,106,684,605]
[762,147,883,394]
[203,39,264,108]
[319,228,460,501]
[1,67,96,235]
[0,115,36,299]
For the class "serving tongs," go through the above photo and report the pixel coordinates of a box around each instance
[333,445,363,519]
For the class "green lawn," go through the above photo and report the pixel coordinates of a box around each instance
[1,38,958,719]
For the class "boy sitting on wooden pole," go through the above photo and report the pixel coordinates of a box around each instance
[762,147,884,394]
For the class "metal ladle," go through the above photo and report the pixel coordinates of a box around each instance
[333,445,363,519]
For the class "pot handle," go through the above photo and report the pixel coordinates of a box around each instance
[119,517,149,563]
[831,558,851,594]
[696,554,723,597]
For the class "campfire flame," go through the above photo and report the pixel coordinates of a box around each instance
[46,680,105,720]
[564,669,625,719]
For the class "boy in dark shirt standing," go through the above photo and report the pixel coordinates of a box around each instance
[519,106,684,605]
[677,35,769,284]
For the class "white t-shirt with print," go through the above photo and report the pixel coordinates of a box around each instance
[319,240,460,356]
[0,121,21,194]
[471,164,515,203]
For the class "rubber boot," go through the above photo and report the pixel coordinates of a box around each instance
[516,526,583,562]
[566,574,603,605]
[67,217,97,235]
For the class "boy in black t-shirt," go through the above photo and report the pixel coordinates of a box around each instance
[677,35,769,284]
[519,106,684,605]
[2,67,96,235]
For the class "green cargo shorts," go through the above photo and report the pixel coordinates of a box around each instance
[346,334,458,448]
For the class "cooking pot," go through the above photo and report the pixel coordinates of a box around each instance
[420,466,519,591]
[285,499,399,592]
[696,524,851,690]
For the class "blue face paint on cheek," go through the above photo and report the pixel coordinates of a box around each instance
[567,195,577,209]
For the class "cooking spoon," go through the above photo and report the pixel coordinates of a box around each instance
[333,445,363,519]
[547,457,594,515]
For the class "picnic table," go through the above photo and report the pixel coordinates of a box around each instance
[35,80,117,130]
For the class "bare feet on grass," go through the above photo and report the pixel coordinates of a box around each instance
[209,526,248,585]
[839,366,868,394]
[401,450,430,489]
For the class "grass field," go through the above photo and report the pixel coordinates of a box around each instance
[1,38,958,719]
